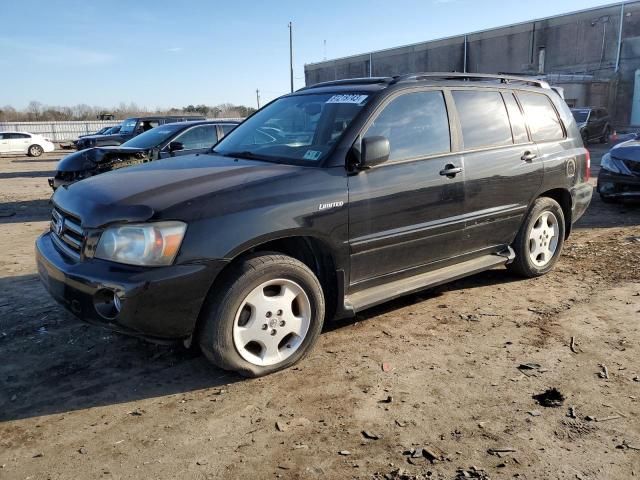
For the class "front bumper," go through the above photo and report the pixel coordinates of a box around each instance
[597,168,640,198]
[36,232,227,340]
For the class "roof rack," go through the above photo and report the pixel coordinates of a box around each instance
[395,72,550,89]
[297,77,395,91]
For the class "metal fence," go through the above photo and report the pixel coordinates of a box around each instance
[0,118,245,142]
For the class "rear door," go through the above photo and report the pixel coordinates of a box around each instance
[452,89,543,252]
[348,89,466,286]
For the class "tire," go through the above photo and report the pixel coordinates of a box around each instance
[600,126,611,144]
[198,253,325,377]
[508,197,566,278]
[581,131,589,146]
[28,144,43,157]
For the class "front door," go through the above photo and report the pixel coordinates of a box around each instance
[0,134,10,153]
[159,124,220,159]
[348,89,466,287]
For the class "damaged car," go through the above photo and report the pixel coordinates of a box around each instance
[597,133,640,202]
[49,120,238,190]
[73,115,206,151]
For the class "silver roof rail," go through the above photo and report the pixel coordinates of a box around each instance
[395,72,551,89]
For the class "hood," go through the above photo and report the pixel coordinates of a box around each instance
[52,153,305,228]
[610,138,640,163]
[57,146,147,172]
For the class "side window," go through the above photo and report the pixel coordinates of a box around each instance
[7,133,30,139]
[518,92,564,142]
[502,93,529,144]
[364,90,450,162]
[452,90,512,149]
[174,125,218,150]
[220,124,236,137]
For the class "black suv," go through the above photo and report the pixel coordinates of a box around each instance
[571,107,611,145]
[73,115,205,150]
[50,120,239,190]
[36,73,591,377]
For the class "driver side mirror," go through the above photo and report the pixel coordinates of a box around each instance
[168,141,184,152]
[359,136,390,168]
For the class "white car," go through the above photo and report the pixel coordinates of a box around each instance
[0,131,55,157]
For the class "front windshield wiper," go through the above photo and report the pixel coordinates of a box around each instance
[213,150,273,161]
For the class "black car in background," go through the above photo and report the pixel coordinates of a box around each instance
[50,120,238,189]
[597,134,640,202]
[74,115,206,150]
[571,107,611,145]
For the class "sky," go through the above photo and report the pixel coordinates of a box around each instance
[0,0,624,110]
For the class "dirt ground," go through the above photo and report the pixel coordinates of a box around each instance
[0,147,638,480]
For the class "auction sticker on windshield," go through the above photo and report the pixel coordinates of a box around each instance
[303,150,323,161]
[326,94,368,104]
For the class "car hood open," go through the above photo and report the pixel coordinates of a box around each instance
[52,153,305,228]
[610,138,640,163]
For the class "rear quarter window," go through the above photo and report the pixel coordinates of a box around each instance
[517,92,564,143]
[452,90,512,150]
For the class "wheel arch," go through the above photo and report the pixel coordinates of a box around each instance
[537,188,572,239]
[191,234,343,340]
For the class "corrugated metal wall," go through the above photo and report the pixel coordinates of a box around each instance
[0,118,245,142]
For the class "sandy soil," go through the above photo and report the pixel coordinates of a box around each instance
[0,148,638,480]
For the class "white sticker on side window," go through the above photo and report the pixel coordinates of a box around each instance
[326,94,368,105]
[303,150,323,161]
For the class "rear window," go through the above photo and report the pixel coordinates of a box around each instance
[452,90,512,150]
[518,92,564,142]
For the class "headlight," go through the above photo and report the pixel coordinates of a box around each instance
[95,221,186,266]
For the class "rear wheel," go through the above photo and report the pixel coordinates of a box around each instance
[28,144,43,157]
[198,253,325,377]
[508,197,565,278]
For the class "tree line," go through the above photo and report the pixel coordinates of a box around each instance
[0,101,257,122]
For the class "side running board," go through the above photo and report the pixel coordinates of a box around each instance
[346,248,514,313]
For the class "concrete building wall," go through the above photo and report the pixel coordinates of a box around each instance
[305,2,640,126]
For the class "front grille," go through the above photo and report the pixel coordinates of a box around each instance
[623,159,640,176]
[51,208,84,259]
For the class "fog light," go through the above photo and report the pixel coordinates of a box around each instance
[93,289,120,320]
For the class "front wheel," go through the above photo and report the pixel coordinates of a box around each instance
[28,144,44,157]
[198,253,325,377]
[508,197,565,278]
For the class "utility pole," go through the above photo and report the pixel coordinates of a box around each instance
[256,89,261,109]
[289,22,294,93]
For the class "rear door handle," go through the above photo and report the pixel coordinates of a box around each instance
[439,164,463,177]
[521,151,537,162]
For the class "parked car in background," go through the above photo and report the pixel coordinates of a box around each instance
[571,107,611,145]
[597,133,640,202]
[74,115,205,150]
[0,131,55,157]
[78,126,114,139]
[50,120,239,189]
[104,125,122,135]
[36,73,591,377]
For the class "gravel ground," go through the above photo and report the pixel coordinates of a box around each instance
[0,147,639,480]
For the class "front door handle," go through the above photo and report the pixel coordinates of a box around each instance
[439,164,463,178]
[521,151,537,162]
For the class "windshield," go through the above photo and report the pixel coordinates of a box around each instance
[121,123,185,149]
[572,110,589,123]
[120,118,138,134]
[213,93,370,164]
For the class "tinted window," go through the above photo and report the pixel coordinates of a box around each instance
[518,92,564,142]
[121,123,185,149]
[7,133,30,139]
[364,91,450,162]
[173,125,218,150]
[453,90,512,149]
[503,93,529,144]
